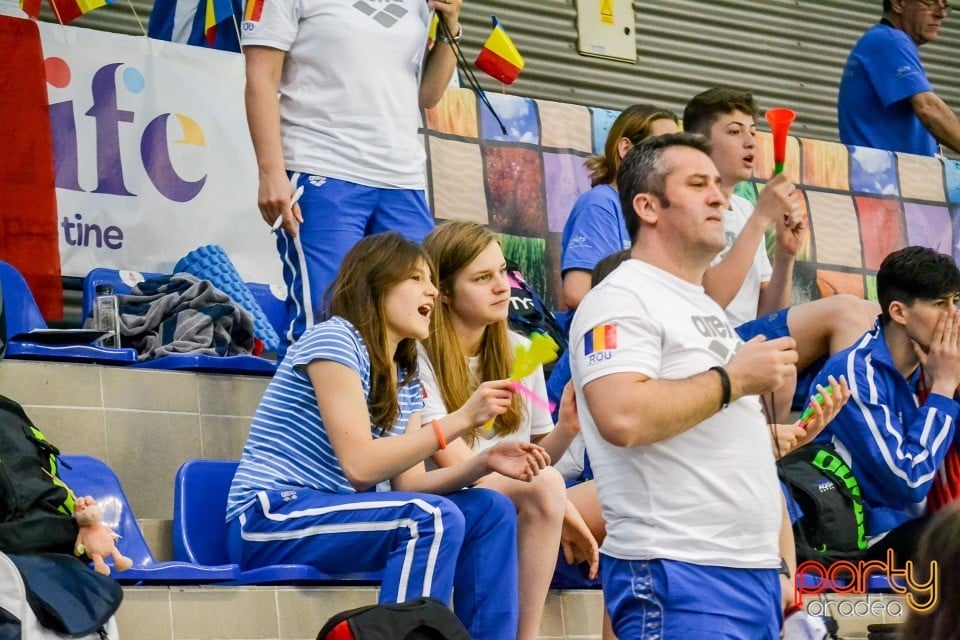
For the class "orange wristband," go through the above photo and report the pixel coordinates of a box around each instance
[431,419,447,450]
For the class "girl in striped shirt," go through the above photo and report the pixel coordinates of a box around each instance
[227,232,549,640]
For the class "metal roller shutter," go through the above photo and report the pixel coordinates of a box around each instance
[37,0,960,143]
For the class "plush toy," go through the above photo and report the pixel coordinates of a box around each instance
[73,495,133,576]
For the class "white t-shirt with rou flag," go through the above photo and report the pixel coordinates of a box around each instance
[569,258,782,569]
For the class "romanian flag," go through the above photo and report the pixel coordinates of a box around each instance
[474,16,524,85]
[205,0,234,44]
[244,0,264,23]
[19,0,41,19]
[426,13,438,47]
[584,325,617,355]
[44,0,115,24]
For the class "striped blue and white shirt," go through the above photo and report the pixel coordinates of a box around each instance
[812,320,960,538]
[226,316,423,522]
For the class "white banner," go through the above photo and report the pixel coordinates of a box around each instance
[37,23,280,285]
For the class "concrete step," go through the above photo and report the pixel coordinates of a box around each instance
[115,585,904,640]
[116,586,605,640]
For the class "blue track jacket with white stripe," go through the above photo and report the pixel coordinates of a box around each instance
[812,321,960,538]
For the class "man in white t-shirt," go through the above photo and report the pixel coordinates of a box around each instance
[570,133,799,639]
[684,87,878,421]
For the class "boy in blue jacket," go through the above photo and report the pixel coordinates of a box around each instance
[812,246,960,560]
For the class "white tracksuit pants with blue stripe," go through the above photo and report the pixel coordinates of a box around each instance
[230,487,519,640]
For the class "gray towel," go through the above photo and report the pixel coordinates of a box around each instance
[117,273,255,361]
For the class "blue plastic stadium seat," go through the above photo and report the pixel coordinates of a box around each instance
[58,454,239,584]
[0,261,137,365]
[81,268,277,375]
[245,282,288,347]
[173,459,382,585]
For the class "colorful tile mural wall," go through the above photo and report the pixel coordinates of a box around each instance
[423,87,960,309]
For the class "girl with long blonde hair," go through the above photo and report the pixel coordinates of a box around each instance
[420,221,600,640]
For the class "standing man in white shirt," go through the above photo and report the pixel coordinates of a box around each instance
[242,0,461,350]
[570,133,799,638]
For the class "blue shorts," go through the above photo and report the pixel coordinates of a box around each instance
[602,555,782,639]
[736,309,828,411]
[276,173,434,349]
[734,308,790,342]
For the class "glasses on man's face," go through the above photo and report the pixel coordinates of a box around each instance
[916,0,951,16]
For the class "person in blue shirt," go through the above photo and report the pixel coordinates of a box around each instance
[812,246,960,561]
[226,232,550,640]
[559,104,679,310]
[838,0,960,156]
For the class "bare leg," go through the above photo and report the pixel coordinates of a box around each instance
[764,296,878,421]
[478,466,566,640]
[567,481,617,640]
[786,295,879,370]
[567,480,605,542]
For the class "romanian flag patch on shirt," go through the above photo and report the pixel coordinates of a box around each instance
[244,0,264,23]
[584,325,617,355]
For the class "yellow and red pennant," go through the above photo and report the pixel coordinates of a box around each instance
[21,0,116,24]
[474,16,524,85]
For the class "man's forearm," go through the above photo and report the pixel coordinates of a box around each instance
[758,253,795,317]
[912,91,960,154]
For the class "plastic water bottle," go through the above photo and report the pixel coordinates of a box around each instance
[93,284,121,349]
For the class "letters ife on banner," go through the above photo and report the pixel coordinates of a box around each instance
[37,21,279,285]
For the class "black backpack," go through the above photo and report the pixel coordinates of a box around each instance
[778,444,868,564]
[317,597,471,640]
[506,262,567,376]
[0,396,78,555]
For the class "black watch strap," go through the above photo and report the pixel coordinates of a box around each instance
[779,557,791,578]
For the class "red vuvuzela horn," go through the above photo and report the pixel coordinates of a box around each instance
[765,108,796,176]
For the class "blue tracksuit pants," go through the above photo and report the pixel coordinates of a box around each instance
[276,173,434,351]
[229,488,518,640]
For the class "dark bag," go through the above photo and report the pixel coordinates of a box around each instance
[0,395,78,555]
[778,444,868,563]
[9,553,122,637]
[317,597,471,640]
[506,262,567,376]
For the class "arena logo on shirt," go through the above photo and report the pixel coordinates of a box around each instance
[691,314,736,340]
[583,324,617,363]
[353,0,408,27]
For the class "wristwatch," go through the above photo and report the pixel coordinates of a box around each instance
[438,23,462,44]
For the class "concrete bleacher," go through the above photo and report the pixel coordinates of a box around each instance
[0,358,911,639]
